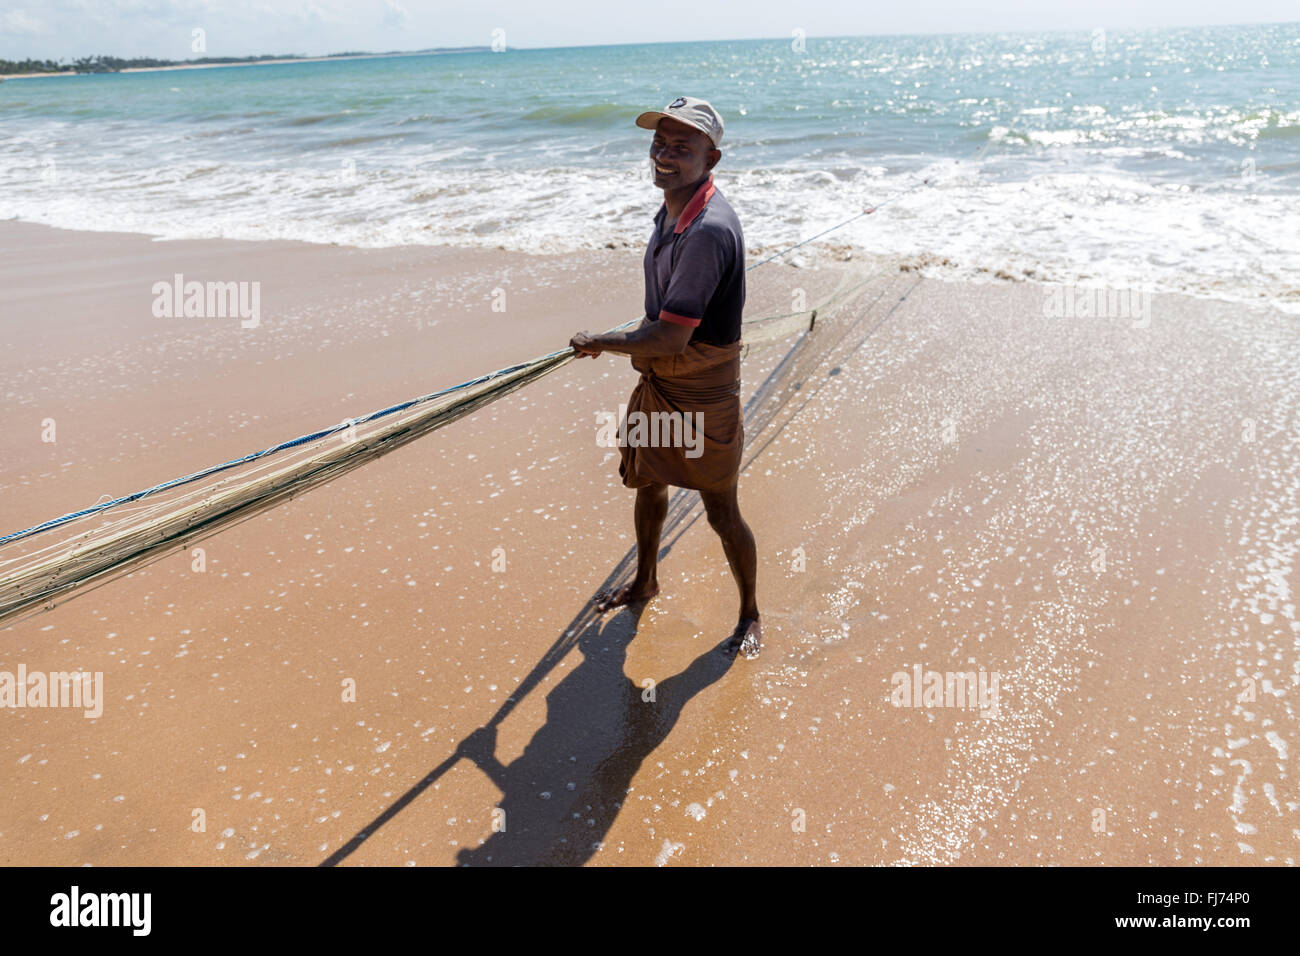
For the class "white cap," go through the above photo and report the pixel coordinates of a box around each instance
[635,96,724,147]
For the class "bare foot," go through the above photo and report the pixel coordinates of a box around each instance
[721,618,761,659]
[594,582,659,612]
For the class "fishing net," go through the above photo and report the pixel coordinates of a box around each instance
[0,211,906,630]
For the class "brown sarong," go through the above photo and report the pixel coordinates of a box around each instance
[618,339,743,492]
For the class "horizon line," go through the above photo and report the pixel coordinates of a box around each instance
[5,18,1297,67]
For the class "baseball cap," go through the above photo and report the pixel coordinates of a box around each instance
[635,96,724,147]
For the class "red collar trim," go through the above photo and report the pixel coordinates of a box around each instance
[673,174,716,235]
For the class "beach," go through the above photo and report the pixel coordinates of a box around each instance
[1,48,491,81]
[1,219,1294,866]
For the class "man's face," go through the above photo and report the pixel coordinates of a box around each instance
[650,116,718,190]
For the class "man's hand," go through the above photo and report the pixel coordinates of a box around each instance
[569,331,603,359]
[571,318,692,359]
[458,725,498,761]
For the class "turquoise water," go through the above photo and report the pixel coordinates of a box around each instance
[3,25,1298,309]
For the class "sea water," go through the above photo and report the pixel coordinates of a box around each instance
[2,25,1297,311]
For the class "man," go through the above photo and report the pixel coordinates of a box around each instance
[569,96,759,660]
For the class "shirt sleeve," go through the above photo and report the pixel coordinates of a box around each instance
[658,225,731,328]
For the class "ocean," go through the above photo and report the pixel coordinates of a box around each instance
[3,24,1298,312]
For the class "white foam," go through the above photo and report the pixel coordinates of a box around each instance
[2,150,1296,315]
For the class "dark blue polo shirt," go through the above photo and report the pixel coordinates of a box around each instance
[643,175,745,347]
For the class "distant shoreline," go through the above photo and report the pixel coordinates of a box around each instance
[0,47,490,79]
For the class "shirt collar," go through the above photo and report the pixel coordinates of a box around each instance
[654,173,717,236]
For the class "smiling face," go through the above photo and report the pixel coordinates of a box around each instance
[650,116,720,191]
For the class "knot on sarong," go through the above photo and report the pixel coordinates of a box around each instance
[619,340,744,492]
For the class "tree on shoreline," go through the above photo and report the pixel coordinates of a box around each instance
[0,48,489,76]
[0,54,300,75]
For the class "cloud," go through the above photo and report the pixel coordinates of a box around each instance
[382,0,410,29]
[0,0,387,59]
[2,10,45,35]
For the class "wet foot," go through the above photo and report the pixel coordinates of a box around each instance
[594,582,659,612]
[721,617,761,659]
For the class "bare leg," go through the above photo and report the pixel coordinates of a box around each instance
[595,482,667,611]
[700,481,761,658]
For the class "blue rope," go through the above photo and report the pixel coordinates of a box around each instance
[0,344,600,547]
[1,178,931,548]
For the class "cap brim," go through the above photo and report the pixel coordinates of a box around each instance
[634,110,717,145]
[634,110,672,131]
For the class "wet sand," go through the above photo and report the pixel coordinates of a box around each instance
[0,220,1295,866]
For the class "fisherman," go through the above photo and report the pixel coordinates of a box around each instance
[569,96,759,659]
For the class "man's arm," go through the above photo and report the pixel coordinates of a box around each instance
[570,315,693,359]
[571,223,729,359]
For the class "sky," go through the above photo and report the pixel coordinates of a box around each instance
[1,0,1296,62]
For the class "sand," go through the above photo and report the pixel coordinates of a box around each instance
[0,220,1295,866]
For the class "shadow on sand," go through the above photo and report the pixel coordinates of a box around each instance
[319,273,918,866]
[318,485,733,867]
[454,604,736,865]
